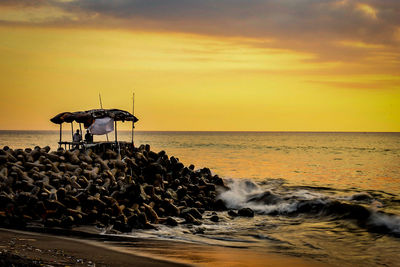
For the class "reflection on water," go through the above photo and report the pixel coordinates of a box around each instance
[1,131,399,194]
[104,237,324,267]
[1,131,400,266]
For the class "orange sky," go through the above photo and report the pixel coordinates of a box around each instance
[0,0,399,131]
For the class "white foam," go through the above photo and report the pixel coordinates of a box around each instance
[218,179,262,209]
[368,212,400,235]
[218,179,308,214]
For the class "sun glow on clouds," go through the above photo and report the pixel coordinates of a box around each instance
[356,3,378,19]
[338,41,384,49]
[0,0,399,131]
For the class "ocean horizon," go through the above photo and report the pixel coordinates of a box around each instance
[1,130,399,132]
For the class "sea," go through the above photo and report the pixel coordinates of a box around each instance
[1,131,400,266]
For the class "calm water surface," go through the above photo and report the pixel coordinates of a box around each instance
[2,131,398,193]
[1,131,400,266]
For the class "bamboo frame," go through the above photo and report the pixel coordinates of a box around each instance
[71,122,74,141]
[59,124,62,147]
[114,120,118,143]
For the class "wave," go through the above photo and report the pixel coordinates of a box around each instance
[218,179,400,237]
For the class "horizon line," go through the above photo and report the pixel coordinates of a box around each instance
[0,130,399,134]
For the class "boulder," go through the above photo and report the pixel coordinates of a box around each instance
[238,208,254,217]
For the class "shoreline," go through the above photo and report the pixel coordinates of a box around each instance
[0,228,187,267]
[0,227,329,267]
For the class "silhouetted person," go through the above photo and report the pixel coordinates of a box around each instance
[73,129,82,149]
[85,129,93,143]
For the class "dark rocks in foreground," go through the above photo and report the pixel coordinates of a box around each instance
[238,208,255,217]
[0,251,41,267]
[0,144,231,232]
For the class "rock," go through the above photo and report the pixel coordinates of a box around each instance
[0,155,7,164]
[176,186,187,199]
[143,203,159,223]
[210,215,219,222]
[194,201,203,208]
[165,188,178,201]
[213,199,227,211]
[238,208,254,217]
[162,200,180,216]
[184,213,202,225]
[127,214,139,228]
[143,222,157,229]
[145,144,150,152]
[56,188,67,200]
[147,151,158,161]
[61,215,74,227]
[165,216,178,226]
[193,227,206,234]
[228,210,238,217]
[45,152,61,162]
[157,150,166,158]
[183,195,194,206]
[181,208,202,220]
[351,192,373,201]
[138,212,148,226]
[203,183,216,192]
[144,185,155,196]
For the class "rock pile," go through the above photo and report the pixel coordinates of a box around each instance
[0,144,230,232]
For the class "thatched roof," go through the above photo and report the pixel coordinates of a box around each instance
[50,109,138,127]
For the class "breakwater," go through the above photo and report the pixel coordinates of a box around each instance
[0,144,240,231]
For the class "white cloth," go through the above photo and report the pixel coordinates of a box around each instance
[88,117,114,135]
[73,133,81,142]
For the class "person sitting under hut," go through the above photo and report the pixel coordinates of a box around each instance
[73,129,82,148]
[85,129,93,143]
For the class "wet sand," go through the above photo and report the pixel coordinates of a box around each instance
[0,228,187,267]
[0,228,329,267]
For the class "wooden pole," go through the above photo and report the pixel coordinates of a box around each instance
[59,124,62,147]
[114,120,118,143]
[79,123,83,149]
[99,93,109,142]
[71,122,74,141]
[132,93,135,147]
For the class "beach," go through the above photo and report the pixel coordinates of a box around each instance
[0,228,327,267]
[0,228,186,267]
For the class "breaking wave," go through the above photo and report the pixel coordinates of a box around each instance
[218,179,400,237]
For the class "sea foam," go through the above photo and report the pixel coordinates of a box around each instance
[218,179,400,236]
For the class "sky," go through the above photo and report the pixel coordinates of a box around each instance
[0,0,399,131]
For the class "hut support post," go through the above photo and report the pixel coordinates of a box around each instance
[59,124,62,147]
[71,123,74,141]
[99,93,109,142]
[114,120,120,154]
[114,120,118,143]
[132,93,135,147]
[79,123,83,150]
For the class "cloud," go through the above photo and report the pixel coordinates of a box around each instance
[307,79,400,90]
[1,0,399,64]
[0,0,49,7]
[356,3,377,19]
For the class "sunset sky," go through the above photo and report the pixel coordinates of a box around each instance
[0,0,399,131]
